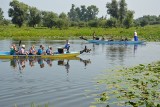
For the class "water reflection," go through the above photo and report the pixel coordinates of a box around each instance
[105,44,144,65]
[9,57,91,72]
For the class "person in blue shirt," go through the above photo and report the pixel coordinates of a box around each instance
[37,45,43,55]
[134,30,138,41]
[64,40,70,53]
[46,46,53,55]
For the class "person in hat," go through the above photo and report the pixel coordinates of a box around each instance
[64,40,70,53]
[19,45,28,55]
[134,30,138,41]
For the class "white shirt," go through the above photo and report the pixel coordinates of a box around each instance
[134,31,137,36]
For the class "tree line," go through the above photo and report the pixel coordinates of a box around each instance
[0,0,160,29]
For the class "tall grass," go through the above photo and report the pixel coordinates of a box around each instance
[0,25,160,41]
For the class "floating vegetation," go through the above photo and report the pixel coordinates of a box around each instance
[96,61,160,107]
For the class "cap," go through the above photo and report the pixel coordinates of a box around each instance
[22,45,25,48]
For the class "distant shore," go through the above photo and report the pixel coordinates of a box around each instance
[0,25,160,41]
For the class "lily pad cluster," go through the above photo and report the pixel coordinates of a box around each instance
[96,61,160,107]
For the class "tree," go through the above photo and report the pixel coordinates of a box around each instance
[56,19,69,29]
[80,5,87,21]
[28,7,41,27]
[8,0,29,27]
[59,12,67,19]
[86,5,99,21]
[42,11,58,28]
[0,8,4,21]
[68,4,79,21]
[119,0,127,24]
[106,0,119,19]
[140,19,148,27]
[123,10,134,28]
[58,12,69,29]
[106,17,117,27]
[88,20,99,27]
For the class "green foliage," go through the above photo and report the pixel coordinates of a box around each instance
[135,15,160,27]
[86,5,99,21]
[56,19,69,29]
[0,8,4,21]
[123,10,135,28]
[0,25,160,41]
[106,0,132,27]
[42,11,58,28]
[119,0,127,24]
[59,12,67,19]
[88,20,99,27]
[106,0,119,19]
[8,0,29,27]
[28,7,41,27]
[106,17,117,28]
[68,4,99,22]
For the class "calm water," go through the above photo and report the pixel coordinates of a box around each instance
[0,39,160,107]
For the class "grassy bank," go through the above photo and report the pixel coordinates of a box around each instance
[0,25,160,41]
[95,61,160,107]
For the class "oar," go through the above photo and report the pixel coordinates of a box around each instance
[79,36,88,41]
[18,40,21,49]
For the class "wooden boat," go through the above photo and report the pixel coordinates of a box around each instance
[0,51,80,59]
[87,40,145,45]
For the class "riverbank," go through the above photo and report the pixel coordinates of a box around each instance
[0,25,160,41]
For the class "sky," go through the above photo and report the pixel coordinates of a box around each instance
[1,0,160,19]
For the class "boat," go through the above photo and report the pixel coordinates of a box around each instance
[87,40,145,45]
[0,51,80,59]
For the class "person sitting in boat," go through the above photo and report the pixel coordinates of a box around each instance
[108,36,114,41]
[64,40,70,53]
[29,45,37,55]
[10,44,18,55]
[95,37,99,40]
[42,46,46,55]
[101,36,105,41]
[19,45,28,55]
[125,37,128,41]
[134,30,138,41]
[37,45,43,55]
[46,46,53,55]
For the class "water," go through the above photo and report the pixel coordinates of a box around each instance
[0,39,160,107]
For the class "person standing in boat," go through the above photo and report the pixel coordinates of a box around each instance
[93,31,96,40]
[134,30,138,41]
[64,40,70,53]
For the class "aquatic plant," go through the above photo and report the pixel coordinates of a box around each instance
[96,61,160,107]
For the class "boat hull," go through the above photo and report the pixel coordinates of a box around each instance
[87,40,145,45]
[0,51,80,59]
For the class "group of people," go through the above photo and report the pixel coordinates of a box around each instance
[92,30,139,41]
[10,40,70,55]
